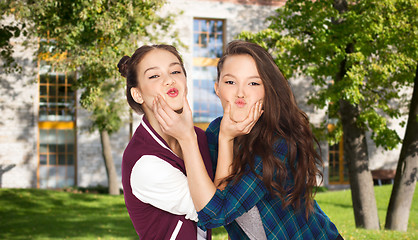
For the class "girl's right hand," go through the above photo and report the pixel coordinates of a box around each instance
[153,94,196,142]
[219,100,263,142]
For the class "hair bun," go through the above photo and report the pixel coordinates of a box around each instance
[118,56,130,78]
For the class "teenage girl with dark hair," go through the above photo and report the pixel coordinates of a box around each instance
[118,44,213,239]
[154,40,342,239]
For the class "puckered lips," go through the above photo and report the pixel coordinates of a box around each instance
[234,98,246,108]
[167,88,179,97]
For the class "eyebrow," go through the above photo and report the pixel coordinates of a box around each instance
[222,73,261,80]
[144,62,181,75]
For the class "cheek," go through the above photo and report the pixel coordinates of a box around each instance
[256,89,265,102]
[175,74,187,85]
[218,88,232,100]
[139,85,158,104]
[217,92,231,107]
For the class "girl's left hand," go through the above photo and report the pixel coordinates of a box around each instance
[153,94,196,141]
[219,100,264,142]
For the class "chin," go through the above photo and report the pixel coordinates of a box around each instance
[230,109,249,122]
[167,100,184,113]
[170,102,184,114]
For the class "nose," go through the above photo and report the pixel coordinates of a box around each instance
[163,74,176,86]
[236,84,245,98]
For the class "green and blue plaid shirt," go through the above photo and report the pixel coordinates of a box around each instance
[198,117,340,240]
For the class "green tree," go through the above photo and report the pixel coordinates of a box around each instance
[0,1,25,74]
[7,0,182,195]
[384,0,418,230]
[239,0,417,230]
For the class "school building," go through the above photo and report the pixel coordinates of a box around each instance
[0,0,403,190]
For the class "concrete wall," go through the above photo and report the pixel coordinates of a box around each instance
[0,16,38,188]
[75,92,132,188]
[81,0,409,188]
[1,0,409,189]
[75,0,408,190]
[367,98,410,171]
[0,0,281,189]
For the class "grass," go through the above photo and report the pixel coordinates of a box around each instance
[0,185,416,240]
[314,185,418,240]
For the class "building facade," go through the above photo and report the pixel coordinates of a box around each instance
[0,0,404,190]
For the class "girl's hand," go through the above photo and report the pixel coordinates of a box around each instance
[153,94,196,141]
[219,100,263,142]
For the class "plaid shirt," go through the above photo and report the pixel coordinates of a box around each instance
[198,117,340,240]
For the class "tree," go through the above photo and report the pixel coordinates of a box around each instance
[0,1,25,73]
[239,0,417,230]
[384,0,418,231]
[7,0,182,195]
[386,63,417,231]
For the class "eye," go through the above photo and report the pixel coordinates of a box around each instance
[171,70,181,74]
[224,80,235,85]
[149,75,159,79]
[249,82,261,86]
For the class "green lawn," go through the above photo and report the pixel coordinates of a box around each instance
[315,185,417,240]
[0,185,416,239]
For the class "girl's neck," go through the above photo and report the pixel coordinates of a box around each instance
[144,113,183,158]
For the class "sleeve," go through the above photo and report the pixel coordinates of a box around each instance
[197,160,268,230]
[130,155,198,221]
[205,117,221,175]
[195,127,214,180]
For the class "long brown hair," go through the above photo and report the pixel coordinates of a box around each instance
[118,44,186,114]
[217,40,323,217]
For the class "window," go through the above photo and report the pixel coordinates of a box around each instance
[37,38,76,189]
[328,124,348,184]
[192,18,225,125]
[39,128,75,188]
[39,72,75,121]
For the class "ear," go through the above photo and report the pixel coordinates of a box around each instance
[130,87,144,104]
[214,82,219,97]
